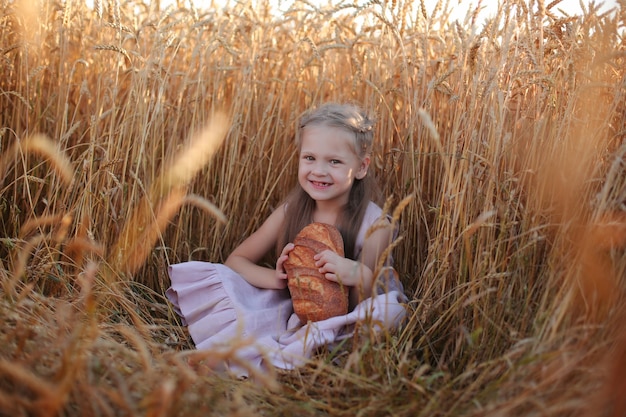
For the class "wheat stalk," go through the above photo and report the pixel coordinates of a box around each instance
[107,113,229,277]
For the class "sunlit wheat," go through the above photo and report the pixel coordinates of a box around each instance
[0,0,624,415]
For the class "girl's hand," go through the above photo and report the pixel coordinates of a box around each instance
[314,250,362,287]
[276,243,295,280]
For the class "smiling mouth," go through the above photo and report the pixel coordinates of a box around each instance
[311,180,331,188]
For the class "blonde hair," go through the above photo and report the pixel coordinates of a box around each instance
[295,102,375,159]
[280,103,381,259]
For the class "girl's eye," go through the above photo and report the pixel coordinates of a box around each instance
[303,155,314,161]
[330,159,341,165]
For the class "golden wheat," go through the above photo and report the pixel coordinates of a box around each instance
[0,0,624,415]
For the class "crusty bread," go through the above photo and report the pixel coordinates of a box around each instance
[283,222,349,322]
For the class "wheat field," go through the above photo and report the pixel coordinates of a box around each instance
[1,0,625,415]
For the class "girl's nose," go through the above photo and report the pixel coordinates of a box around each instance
[311,162,326,176]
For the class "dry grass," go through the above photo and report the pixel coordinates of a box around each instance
[1,0,625,415]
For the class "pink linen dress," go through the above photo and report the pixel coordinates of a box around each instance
[166,201,405,376]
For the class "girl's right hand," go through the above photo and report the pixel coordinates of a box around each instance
[276,243,295,280]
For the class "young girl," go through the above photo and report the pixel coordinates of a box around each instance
[166,103,405,375]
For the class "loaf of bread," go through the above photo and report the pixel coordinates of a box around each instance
[283,222,349,323]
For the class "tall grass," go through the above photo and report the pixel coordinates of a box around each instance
[1,0,625,415]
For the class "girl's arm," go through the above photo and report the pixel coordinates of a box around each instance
[225,205,288,289]
[315,220,394,307]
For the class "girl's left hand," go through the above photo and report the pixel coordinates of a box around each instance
[314,250,361,287]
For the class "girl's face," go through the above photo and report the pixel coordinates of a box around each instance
[298,124,370,207]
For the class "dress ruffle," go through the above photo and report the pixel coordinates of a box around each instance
[167,261,406,377]
[166,262,293,351]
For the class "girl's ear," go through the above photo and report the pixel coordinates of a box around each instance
[356,155,371,179]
